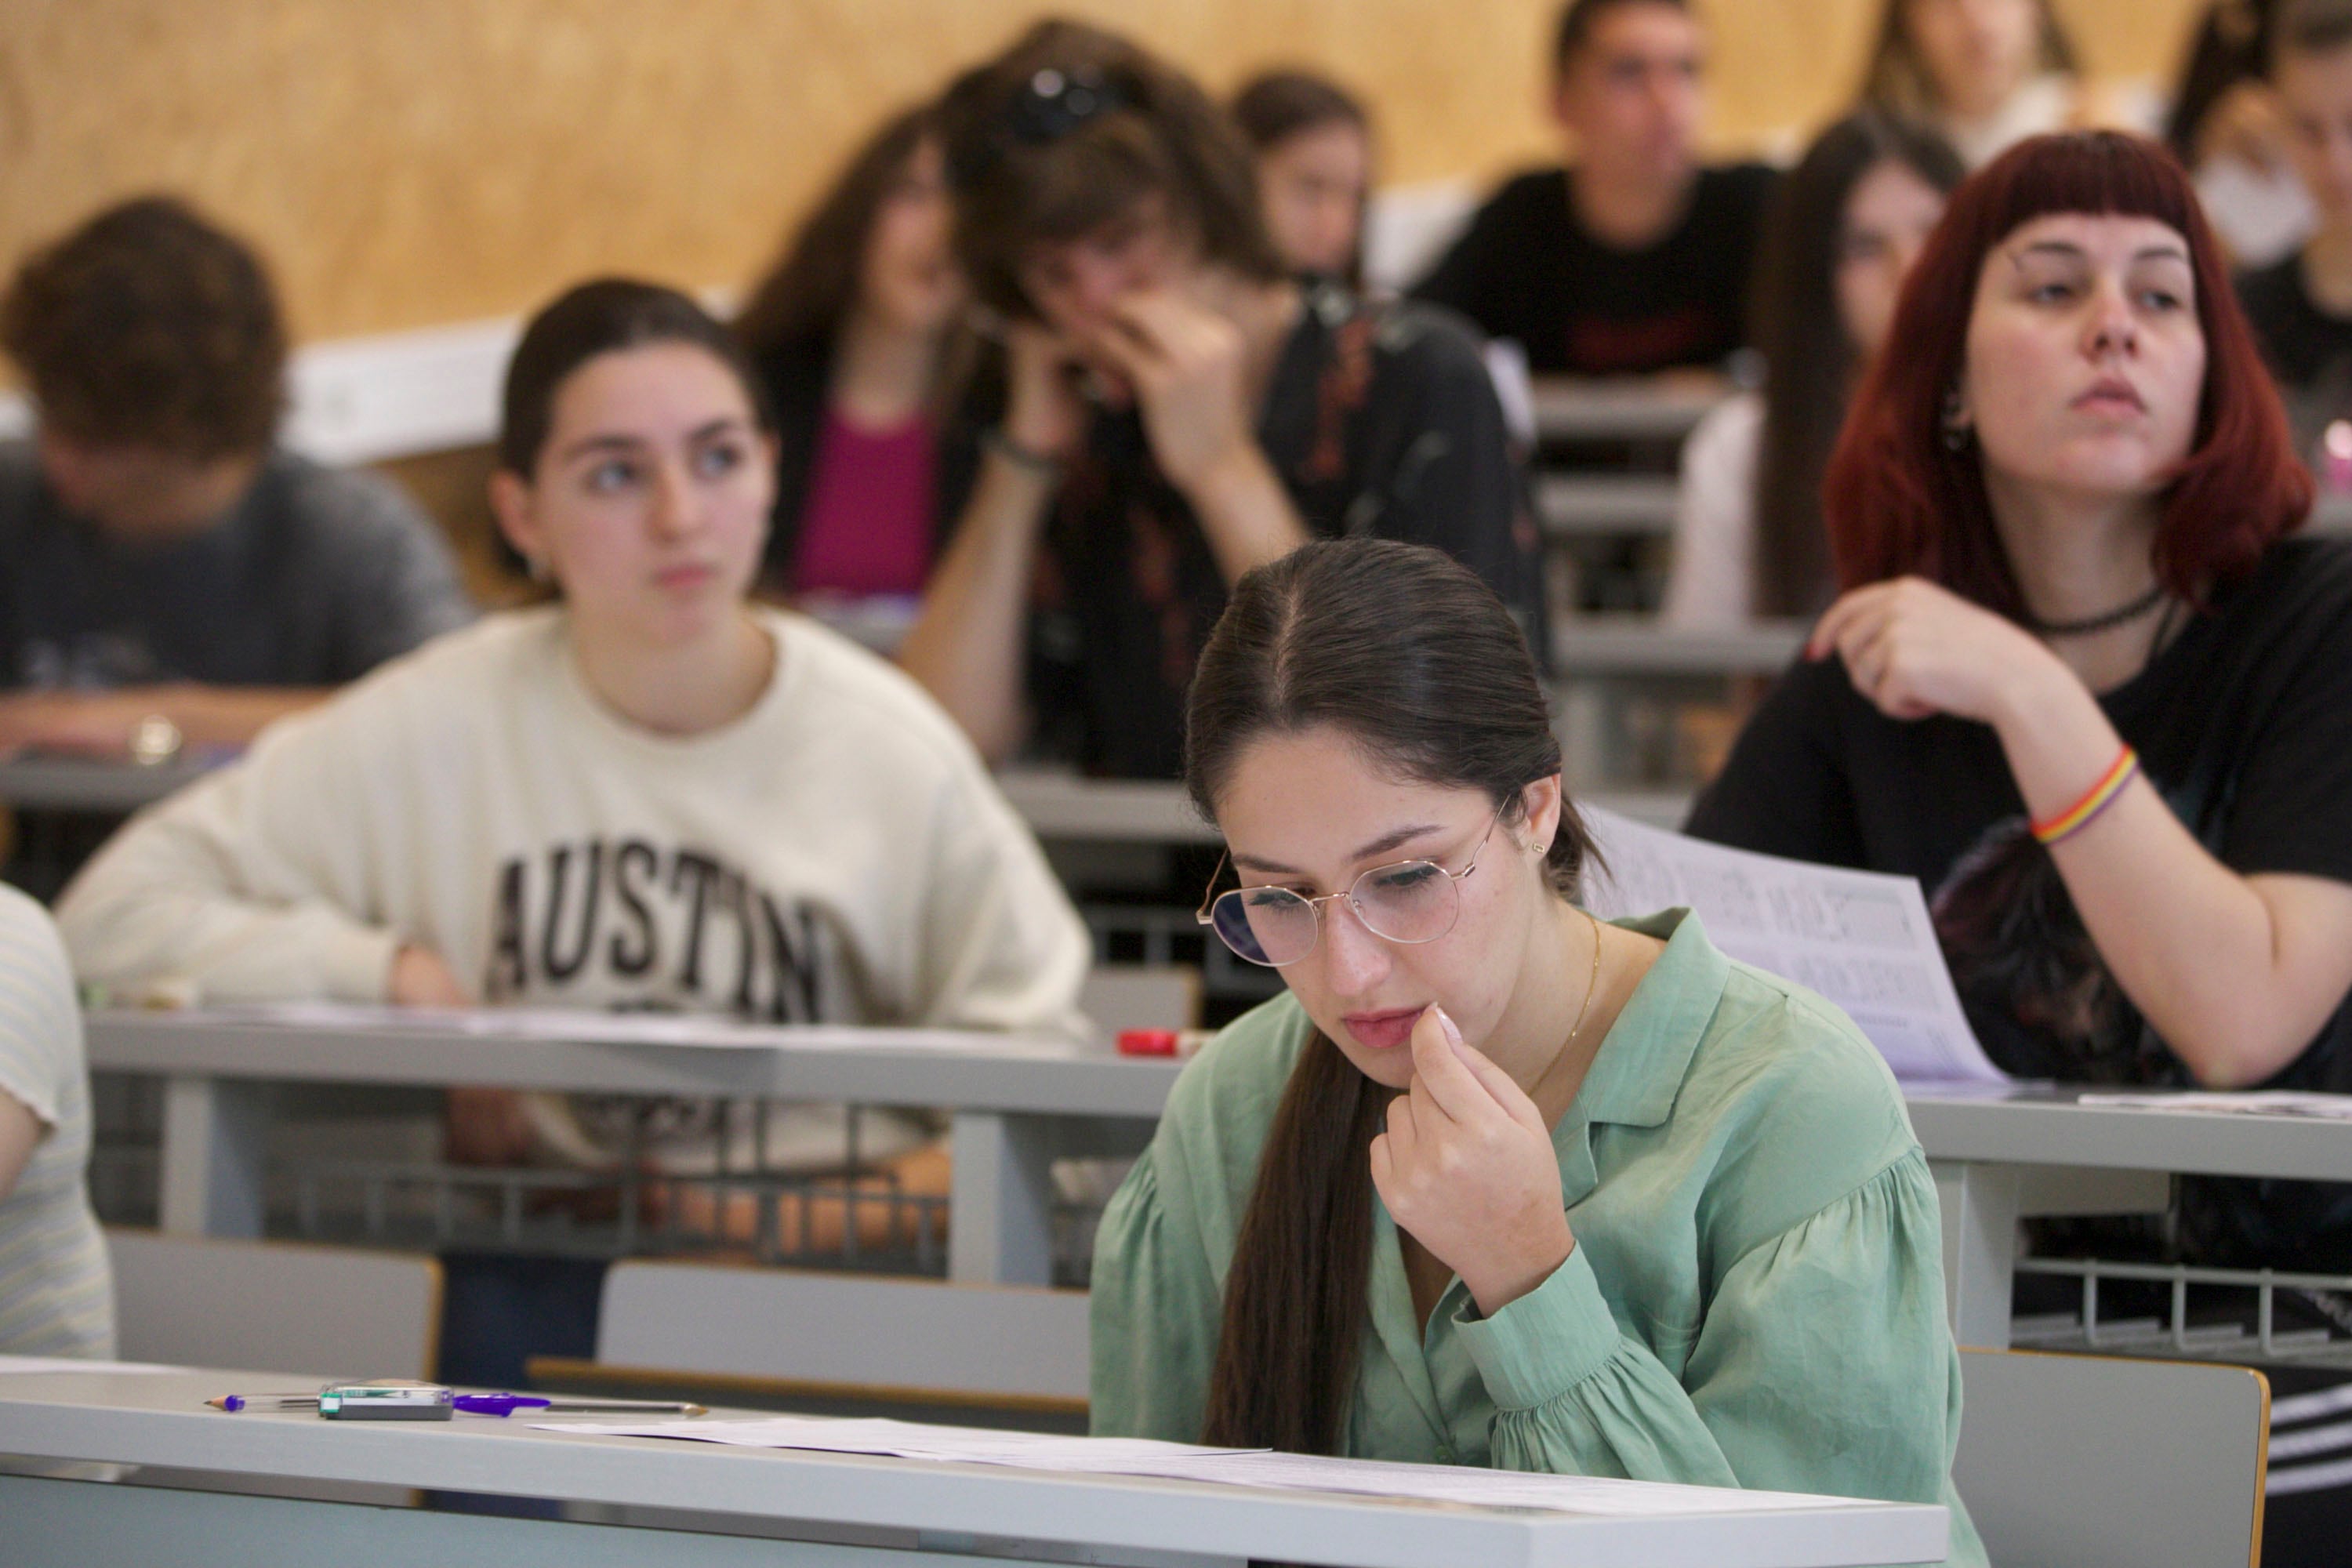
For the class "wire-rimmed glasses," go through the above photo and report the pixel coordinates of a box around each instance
[1195,808,1504,967]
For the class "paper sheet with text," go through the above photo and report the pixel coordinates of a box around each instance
[1578,807,2006,1083]
[542,1414,1862,1515]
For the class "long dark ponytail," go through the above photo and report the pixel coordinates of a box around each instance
[1185,538,1595,1454]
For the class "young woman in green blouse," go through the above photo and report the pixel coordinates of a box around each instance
[1090,537,1983,1565]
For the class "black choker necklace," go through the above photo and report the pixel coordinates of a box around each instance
[2027,581,2169,638]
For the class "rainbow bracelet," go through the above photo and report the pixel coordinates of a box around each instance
[2031,746,2140,847]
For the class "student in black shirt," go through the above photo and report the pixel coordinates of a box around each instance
[2238,0,2352,449]
[902,20,1539,779]
[1689,134,2352,1279]
[1410,0,1775,376]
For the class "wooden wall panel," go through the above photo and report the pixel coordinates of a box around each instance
[0,0,2207,344]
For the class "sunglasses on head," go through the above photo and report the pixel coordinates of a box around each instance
[949,65,1134,191]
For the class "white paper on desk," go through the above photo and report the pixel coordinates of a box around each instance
[540,1414,1261,1471]
[0,1354,181,1374]
[2078,1090,2352,1119]
[547,1417,1856,1516]
[193,1001,1076,1055]
[1122,1451,1847,1516]
[1579,808,2007,1084]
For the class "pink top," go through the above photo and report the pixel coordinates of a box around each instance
[791,410,937,599]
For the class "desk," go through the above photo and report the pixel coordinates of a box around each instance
[1907,1086,2352,1350]
[0,1367,1949,1568]
[105,1010,2343,1355]
[85,1011,1180,1290]
[0,755,216,814]
[1551,617,1806,677]
[1535,474,1679,538]
[998,770,1693,840]
[1529,377,1730,445]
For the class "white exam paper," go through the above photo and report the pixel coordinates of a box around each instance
[191,1001,1080,1056]
[545,1415,1875,1517]
[540,1414,1260,1471]
[0,1355,182,1374]
[1579,808,2006,1084]
[2077,1090,2352,1120]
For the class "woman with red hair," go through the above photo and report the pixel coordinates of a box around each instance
[1690,132,2352,1282]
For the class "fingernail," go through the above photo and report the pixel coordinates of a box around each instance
[1432,1007,1464,1047]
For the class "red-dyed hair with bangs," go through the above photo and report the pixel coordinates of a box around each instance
[1823,131,2310,620]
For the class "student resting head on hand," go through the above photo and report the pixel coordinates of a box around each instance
[898,18,1539,779]
[1688,131,2352,1276]
[56,278,1091,1256]
[1090,537,1984,1565]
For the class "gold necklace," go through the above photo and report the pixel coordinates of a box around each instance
[1530,909,1606,1112]
[1566,908,1603,1049]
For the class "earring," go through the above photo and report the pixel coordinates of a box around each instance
[1940,387,1973,452]
[524,552,550,583]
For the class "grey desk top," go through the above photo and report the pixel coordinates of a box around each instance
[1906,1083,2352,1181]
[0,1367,1948,1568]
[90,1008,2352,1181]
[1529,377,1731,443]
[0,755,220,813]
[1552,618,1807,676]
[84,1011,1184,1119]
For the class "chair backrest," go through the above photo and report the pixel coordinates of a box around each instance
[105,1228,442,1381]
[1953,1348,2267,1568]
[596,1260,1089,1402]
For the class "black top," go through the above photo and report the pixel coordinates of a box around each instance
[0,441,472,691]
[750,337,986,593]
[1687,537,2352,1270]
[1410,164,1777,376]
[2237,252,2352,417]
[1029,284,1544,779]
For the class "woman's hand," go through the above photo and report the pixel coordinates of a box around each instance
[389,944,470,1007]
[1369,1005,1574,1318]
[1001,321,1090,462]
[1078,289,1261,496]
[1809,576,2065,725]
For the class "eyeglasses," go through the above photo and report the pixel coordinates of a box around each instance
[948,65,1132,191]
[1196,808,1505,967]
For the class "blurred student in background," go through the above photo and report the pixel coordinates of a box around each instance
[2237,0,2352,452]
[1664,114,1965,628]
[735,107,982,629]
[0,197,471,761]
[56,279,1089,1384]
[902,19,1537,779]
[1411,0,1775,378]
[1857,0,2087,169]
[1232,70,1373,287]
[0,886,109,1360]
[2169,0,2313,267]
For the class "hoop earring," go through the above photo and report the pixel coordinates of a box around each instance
[1940,387,1973,453]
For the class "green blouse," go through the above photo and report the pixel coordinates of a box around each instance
[1091,909,1984,1568]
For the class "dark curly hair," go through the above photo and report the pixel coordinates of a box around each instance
[2,195,286,460]
[938,17,1284,321]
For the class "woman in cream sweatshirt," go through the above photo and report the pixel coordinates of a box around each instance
[56,278,1091,1236]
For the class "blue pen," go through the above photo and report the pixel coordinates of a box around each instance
[208,1390,706,1416]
